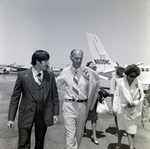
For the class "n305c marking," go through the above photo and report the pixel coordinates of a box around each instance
[94,59,110,65]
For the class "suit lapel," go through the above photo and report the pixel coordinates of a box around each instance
[43,70,51,100]
[120,78,133,103]
[23,69,38,101]
[121,77,142,103]
[131,78,142,99]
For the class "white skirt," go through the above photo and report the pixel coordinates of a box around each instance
[117,113,140,134]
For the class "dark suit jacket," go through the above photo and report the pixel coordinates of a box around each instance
[8,68,59,129]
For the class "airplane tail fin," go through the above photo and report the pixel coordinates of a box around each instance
[86,33,116,72]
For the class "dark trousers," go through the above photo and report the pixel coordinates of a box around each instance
[18,111,47,149]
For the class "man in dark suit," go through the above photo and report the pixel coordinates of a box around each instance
[7,50,59,149]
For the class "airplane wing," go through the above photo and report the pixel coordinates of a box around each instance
[6,65,27,71]
[6,64,31,71]
[136,62,144,66]
[98,74,110,80]
[103,69,116,74]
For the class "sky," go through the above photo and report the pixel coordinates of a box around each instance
[0,0,150,68]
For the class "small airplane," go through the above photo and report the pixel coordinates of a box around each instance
[86,33,150,91]
[0,64,17,74]
[0,63,62,77]
[0,64,32,74]
[0,67,9,74]
[7,64,32,71]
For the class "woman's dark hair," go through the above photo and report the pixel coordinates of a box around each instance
[98,89,109,103]
[116,67,125,76]
[86,61,93,67]
[31,50,50,65]
[124,64,140,77]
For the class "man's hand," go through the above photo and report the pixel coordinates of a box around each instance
[7,121,14,130]
[113,111,117,116]
[141,117,148,127]
[132,100,140,107]
[53,116,58,124]
[121,103,128,109]
[82,68,90,81]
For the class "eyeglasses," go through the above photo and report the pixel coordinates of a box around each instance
[93,66,97,69]
[128,74,137,78]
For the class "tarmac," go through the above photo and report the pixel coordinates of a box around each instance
[0,74,150,149]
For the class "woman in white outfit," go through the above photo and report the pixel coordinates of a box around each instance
[113,64,145,149]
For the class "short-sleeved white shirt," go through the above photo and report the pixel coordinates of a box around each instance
[110,74,121,95]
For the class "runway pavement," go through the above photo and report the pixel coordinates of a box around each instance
[0,74,150,149]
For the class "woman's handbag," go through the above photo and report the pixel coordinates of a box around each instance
[96,100,109,114]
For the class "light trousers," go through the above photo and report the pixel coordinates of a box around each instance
[62,100,86,149]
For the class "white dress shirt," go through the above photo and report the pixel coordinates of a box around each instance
[56,66,88,100]
[110,74,121,94]
[32,67,43,84]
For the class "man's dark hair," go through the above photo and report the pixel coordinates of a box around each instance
[31,50,50,65]
[124,64,140,77]
[86,61,93,67]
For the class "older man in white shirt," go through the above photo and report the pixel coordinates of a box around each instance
[56,49,100,149]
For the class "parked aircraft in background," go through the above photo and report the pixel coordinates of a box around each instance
[0,63,32,74]
[6,64,32,71]
[50,67,62,77]
[86,33,150,91]
[0,67,9,74]
[0,64,17,74]
[0,63,62,77]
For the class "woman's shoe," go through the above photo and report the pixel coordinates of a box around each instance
[123,132,127,137]
[83,132,87,137]
[91,138,99,145]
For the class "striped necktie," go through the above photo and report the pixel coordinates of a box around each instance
[72,69,79,100]
[37,73,42,85]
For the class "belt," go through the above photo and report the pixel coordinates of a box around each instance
[66,99,87,103]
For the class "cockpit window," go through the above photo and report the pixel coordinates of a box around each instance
[146,68,149,72]
[141,68,144,71]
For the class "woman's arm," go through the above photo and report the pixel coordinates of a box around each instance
[113,83,120,113]
[132,84,145,106]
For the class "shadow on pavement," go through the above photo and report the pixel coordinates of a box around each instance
[108,143,130,149]
[83,128,105,139]
[105,126,117,135]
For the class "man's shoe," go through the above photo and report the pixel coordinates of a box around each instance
[91,138,99,145]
